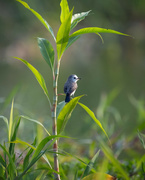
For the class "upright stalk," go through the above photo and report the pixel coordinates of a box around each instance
[52,61,60,180]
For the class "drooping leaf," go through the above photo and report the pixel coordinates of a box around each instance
[65,35,81,50]
[71,10,91,30]
[60,0,70,23]
[56,9,73,60]
[57,95,84,134]
[83,150,100,177]
[13,57,51,106]
[82,172,116,180]
[37,38,54,73]
[20,115,51,136]
[78,102,109,140]
[17,0,56,41]
[70,27,130,38]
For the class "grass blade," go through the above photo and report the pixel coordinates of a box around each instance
[8,99,14,142]
[37,38,55,73]
[83,150,100,177]
[60,0,70,23]
[13,57,51,107]
[57,95,84,134]
[100,141,129,180]
[9,117,21,155]
[81,173,116,180]
[78,102,109,141]
[17,0,56,41]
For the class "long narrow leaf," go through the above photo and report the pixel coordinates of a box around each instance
[9,117,21,155]
[71,11,91,30]
[17,0,56,41]
[57,95,84,134]
[83,150,100,177]
[78,102,109,140]
[100,141,129,180]
[0,144,17,177]
[9,99,14,142]
[56,9,73,60]
[13,57,51,106]
[70,27,130,38]
[20,115,51,136]
[60,0,70,23]
[37,38,54,73]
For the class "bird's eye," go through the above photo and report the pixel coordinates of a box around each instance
[74,77,76,79]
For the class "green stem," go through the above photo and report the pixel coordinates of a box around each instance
[52,61,61,180]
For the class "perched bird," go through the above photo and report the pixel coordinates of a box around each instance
[64,74,81,102]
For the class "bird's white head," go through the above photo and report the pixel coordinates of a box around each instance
[68,74,81,83]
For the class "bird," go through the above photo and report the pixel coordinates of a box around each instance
[64,74,81,102]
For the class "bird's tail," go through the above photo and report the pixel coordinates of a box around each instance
[65,94,70,102]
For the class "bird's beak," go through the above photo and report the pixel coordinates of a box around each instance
[78,77,81,80]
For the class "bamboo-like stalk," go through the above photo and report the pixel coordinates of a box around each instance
[52,61,61,180]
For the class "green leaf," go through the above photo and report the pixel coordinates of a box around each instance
[56,9,73,60]
[65,35,81,50]
[78,102,109,140]
[0,116,8,135]
[57,95,84,134]
[37,38,54,73]
[138,130,145,149]
[20,115,51,136]
[0,144,17,178]
[13,57,51,106]
[83,150,100,177]
[9,117,21,155]
[60,0,70,23]
[17,0,56,41]
[100,141,129,180]
[70,27,130,38]
[8,99,14,142]
[71,10,91,30]
[0,155,6,168]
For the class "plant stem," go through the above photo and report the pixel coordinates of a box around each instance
[52,61,60,180]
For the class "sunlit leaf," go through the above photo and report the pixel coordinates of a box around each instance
[57,95,84,134]
[71,10,91,30]
[60,0,70,23]
[70,27,130,38]
[82,172,116,180]
[37,38,54,73]
[13,57,51,106]
[17,0,56,41]
[56,9,73,60]
[78,102,109,140]
[83,150,100,177]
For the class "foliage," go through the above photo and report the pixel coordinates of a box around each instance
[1,0,143,180]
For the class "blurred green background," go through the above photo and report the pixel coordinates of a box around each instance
[0,0,145,147]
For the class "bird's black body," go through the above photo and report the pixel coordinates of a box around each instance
[64,75,80,102]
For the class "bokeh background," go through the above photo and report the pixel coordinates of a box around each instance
[0,0,145,154]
